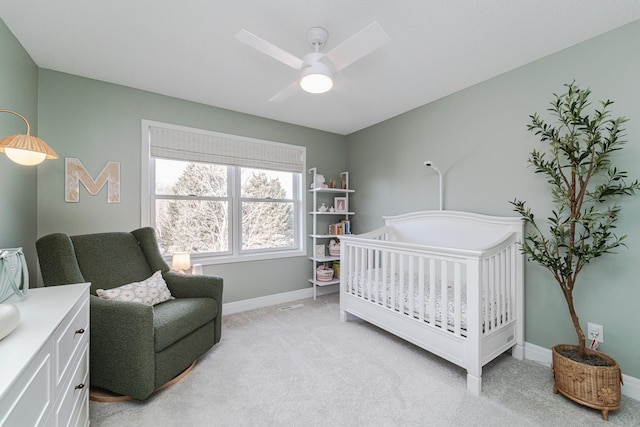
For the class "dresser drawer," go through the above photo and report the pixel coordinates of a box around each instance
[74,395,89,427]
[0,338,54,427]
[54,295,89,388]
[52,344,89,427]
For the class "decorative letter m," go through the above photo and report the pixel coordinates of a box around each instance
[65,158,121,203]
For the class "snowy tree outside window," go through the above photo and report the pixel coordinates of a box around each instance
[154,159,300,256]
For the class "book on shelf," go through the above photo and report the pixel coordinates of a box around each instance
[329,219,351,235]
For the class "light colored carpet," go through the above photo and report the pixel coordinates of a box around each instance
[90,293,639,426]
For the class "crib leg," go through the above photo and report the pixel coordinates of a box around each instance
[466,373,482,395]
[511,343,525,361]
[340,310,347,322]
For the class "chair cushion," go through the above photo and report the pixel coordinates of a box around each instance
[96,271,174,306]
[71,232,153,295]
[153,298,218,352]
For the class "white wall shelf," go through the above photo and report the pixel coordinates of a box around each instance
[309,188,355,194]
[309,212,355,216]
[307,278,340,287]
[309,255,340,263]
[308,168,354,299]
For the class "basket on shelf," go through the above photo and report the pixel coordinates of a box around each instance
[328,239,340,257]
[316,265,334,282]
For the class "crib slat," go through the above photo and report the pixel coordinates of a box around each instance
[493,255,499,330]
[494,253,500,327]
[358,246,365,297]
[498,251,507,325]
[398,254,404,314]
[496,254,501,329]
[352,244,358,295]
[482,258,489,334]
[365,248,373,300]
[350,244,356,294]
[454,262,461,335]
[418,258,425,322]
[429,259,436,326]
[489,256,496,331]
[382,250,388,309]
[390,252,396,311]
[441,260,448,331]
[506,245,513,321]
[372,249,379,305]
[350,244,355,295]
[408,255,415,317]
[494,253,500,326]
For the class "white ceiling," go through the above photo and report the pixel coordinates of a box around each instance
[2,1,640,135]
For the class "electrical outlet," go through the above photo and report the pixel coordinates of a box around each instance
[587,322,604,343]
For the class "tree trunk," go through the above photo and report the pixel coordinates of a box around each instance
[563,287,586,359]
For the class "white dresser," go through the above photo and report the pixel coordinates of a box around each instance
[0,283,90,427]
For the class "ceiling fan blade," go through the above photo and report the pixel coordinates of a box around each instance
[269,80,301,102]
[235,29,305,70]
[325,22,390,71]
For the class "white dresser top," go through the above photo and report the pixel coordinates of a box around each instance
[0,283,90,400]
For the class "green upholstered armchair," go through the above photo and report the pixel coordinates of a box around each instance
[36,227,223,400]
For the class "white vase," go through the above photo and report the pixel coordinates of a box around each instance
[0,303,20,340]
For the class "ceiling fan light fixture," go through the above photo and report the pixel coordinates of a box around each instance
[237,22,389,101]
[299,61,333,94]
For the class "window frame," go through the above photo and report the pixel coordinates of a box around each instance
[141,120,306,265]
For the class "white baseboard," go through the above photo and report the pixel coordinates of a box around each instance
[223,292,639,401]
[222,285,337,316]
[524,342,640,401]
[524,342,552,367]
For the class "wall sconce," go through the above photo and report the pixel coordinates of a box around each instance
[0,109,58,166]
[171,252,191,274]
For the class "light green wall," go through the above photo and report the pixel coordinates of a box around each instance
[4,15,639,378]
[0,19,39,287]
[346,20,640,378]
[36,69,347,302]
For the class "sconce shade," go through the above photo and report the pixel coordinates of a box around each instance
[0,109,58,166]
[171,252,191,272]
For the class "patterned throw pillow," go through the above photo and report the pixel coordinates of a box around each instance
[96,271,174,306]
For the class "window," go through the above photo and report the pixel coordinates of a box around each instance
[142,121,305,263]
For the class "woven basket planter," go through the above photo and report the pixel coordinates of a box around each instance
[552,344,623,421]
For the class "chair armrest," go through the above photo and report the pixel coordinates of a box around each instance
[163,271,223,301]
[163,271,224,345]
[89,295,157,399]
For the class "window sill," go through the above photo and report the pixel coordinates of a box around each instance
[167,249,307,266]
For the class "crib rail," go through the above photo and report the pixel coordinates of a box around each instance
[340,231,519,340]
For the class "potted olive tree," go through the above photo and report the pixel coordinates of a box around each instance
[511,82,639,420]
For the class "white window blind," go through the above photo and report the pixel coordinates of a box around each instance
[149,126,304,173]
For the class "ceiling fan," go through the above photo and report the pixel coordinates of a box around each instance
[235,22,390,101]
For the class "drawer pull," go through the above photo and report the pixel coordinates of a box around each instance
[75,328,85,334]
[75,383,85,390]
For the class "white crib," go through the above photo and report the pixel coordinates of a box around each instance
[339,210,525,394]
